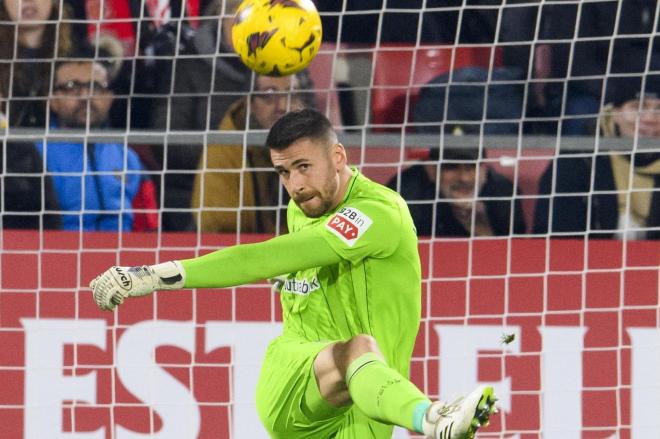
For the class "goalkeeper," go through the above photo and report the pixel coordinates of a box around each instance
[90,109,496,439]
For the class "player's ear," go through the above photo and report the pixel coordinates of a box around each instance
[332,142,347,169]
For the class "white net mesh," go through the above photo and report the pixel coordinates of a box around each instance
[1,0,659,437]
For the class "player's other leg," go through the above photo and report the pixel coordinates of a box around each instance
[314,334,497,439]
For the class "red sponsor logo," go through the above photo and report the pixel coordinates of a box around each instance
[328,215,359,240]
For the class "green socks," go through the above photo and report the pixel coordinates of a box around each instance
[345,352,431,433]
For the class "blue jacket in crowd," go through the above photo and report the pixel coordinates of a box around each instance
[35,135,148,231]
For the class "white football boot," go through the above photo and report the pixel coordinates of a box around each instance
[422,385,497,439]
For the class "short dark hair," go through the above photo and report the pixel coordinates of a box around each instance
[54,43,112,81]
[429,146,480,162]
[265,108,334,151]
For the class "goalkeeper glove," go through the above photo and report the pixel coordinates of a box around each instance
[90,261,186,311]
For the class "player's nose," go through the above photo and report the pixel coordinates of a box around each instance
[289,171,307,192]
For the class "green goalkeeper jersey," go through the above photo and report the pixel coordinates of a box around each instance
[280,169,421,372]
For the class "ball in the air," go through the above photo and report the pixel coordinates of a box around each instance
[231,0,322,76]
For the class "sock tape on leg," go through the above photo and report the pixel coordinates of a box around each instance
[345,352,385,386]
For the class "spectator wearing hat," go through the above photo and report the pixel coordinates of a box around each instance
[533,0,660,135]
[387,147,526,237]
[412,66,524,136]
[533,88,660,240]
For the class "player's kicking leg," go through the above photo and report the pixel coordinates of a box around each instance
[313,334,497,438]
[422,385,498,439]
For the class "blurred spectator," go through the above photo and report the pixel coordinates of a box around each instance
[0,104,6,128]
[149,0,251,231]
[318,0,538,70]
[0,0,82,127]
[1,140,60,229]
[70,0,203,128]
[427,0,539,75]
[387,147,526,237]
[534,94,660,240]
[65,0,203,58]
[91,33,135,129]
[413,66,524,135]
[192,71,316,233]
[533,0,659,135]
[318,1,537,131]
[35,47,158,232]
[151,0,250,131]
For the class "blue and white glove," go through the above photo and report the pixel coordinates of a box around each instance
[90,261,186,311]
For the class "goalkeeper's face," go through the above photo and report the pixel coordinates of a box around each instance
[271,138,347,218]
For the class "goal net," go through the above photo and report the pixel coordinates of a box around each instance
[1,1,659,438]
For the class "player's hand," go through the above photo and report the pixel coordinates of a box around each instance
[90,261,186,311]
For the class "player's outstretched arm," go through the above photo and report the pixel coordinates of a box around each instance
[181,228,340,288]
[90,227,342,311]
[90,262,186,311]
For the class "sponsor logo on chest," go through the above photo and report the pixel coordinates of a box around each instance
[326,206,373,247]
[281,277,320,295]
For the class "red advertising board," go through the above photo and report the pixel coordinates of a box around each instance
[1,232,658,438]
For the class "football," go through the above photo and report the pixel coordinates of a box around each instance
[231,0,322,76]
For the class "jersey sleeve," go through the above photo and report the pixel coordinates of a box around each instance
[319,197,403,263]
[182,226,342,288]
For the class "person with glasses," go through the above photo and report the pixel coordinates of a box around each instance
[191,70,317,233]
[33,44,158,232]
[49,64,113,129]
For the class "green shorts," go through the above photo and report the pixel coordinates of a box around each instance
[255,334,394,439]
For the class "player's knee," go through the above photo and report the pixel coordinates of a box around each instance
[332,334,382,376]
[346,334,381,356]
[343,334,382,365]
[333,334,383,377]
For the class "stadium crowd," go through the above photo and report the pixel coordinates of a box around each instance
[1,0,658,239]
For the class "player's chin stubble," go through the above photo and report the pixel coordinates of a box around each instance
[296,195,335,218]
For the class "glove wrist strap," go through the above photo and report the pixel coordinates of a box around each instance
[150,261,186,290]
